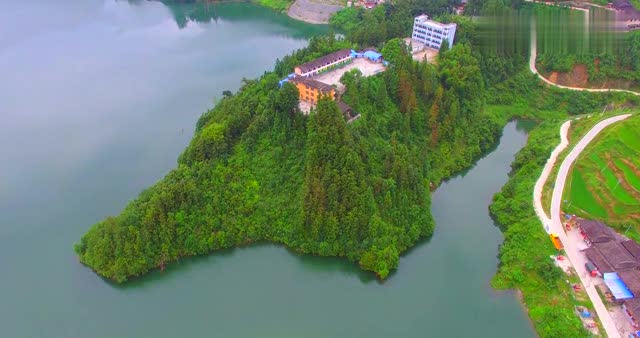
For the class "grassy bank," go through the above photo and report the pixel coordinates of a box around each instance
[254,0,293,11]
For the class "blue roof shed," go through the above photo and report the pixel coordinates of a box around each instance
[363,50,382,61]
[604,272,634,300]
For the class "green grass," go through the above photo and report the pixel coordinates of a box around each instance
[616,158,640,191]
[255,0,294,11]
[564,113,640,232]
[567,169,609,218]
[620,125,640,150]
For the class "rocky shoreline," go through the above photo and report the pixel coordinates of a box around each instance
[287,0,343,24]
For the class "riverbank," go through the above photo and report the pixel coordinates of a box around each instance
[489,116,595,336]
[481,67,640,336]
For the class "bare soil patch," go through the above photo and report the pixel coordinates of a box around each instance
[551,64,589,88]
[287,0,343,24]
[621,158,640,177]
[538,62,640,91]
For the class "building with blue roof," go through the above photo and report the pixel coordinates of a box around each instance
[363,50,382,62]
[604,272,634,300]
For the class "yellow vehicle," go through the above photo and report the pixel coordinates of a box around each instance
[550,233,563,250]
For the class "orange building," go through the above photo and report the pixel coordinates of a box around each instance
[289,76,335,104]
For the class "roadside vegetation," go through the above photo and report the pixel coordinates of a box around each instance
[564,114,640,238]
[490,118,590,336]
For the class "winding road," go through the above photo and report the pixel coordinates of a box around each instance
[526,6,638,335]
[533,120,571,229]
[534,114,631,338]
[529,19,640,96]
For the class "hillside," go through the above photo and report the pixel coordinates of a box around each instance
[535,6,640,90]
[564,114,640,237]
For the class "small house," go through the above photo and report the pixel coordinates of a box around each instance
[579,219,615,244]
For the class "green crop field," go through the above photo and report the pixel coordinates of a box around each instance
[565,114,640,237]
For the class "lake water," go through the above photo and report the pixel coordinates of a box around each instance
[0,1,535,337]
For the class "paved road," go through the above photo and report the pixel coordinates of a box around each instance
[529,20,640,96]
[543,114,631,338]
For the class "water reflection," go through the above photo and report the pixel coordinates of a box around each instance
[112,246,237,290]
[286,246,377,283]
[515,119,537,133]
[0,0,324,239]
[129,0,328,38]
[113,242,378,290]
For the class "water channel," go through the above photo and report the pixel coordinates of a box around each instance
[0,1,536,337]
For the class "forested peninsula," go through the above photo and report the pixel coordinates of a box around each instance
[74,34,497,281]
[75,0,636,287]
[74,3,502,282]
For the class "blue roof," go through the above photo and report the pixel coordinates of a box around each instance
[604,272,634,300]
[363,50,382,60]
[278,73,297,87]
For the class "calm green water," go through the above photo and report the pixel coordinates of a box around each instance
[0,1,535,337]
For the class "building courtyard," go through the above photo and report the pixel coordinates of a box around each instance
[313,57,386,92]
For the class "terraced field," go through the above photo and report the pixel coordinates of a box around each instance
[565,114,640,236]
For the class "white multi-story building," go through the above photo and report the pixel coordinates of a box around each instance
[411,15,457,50]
